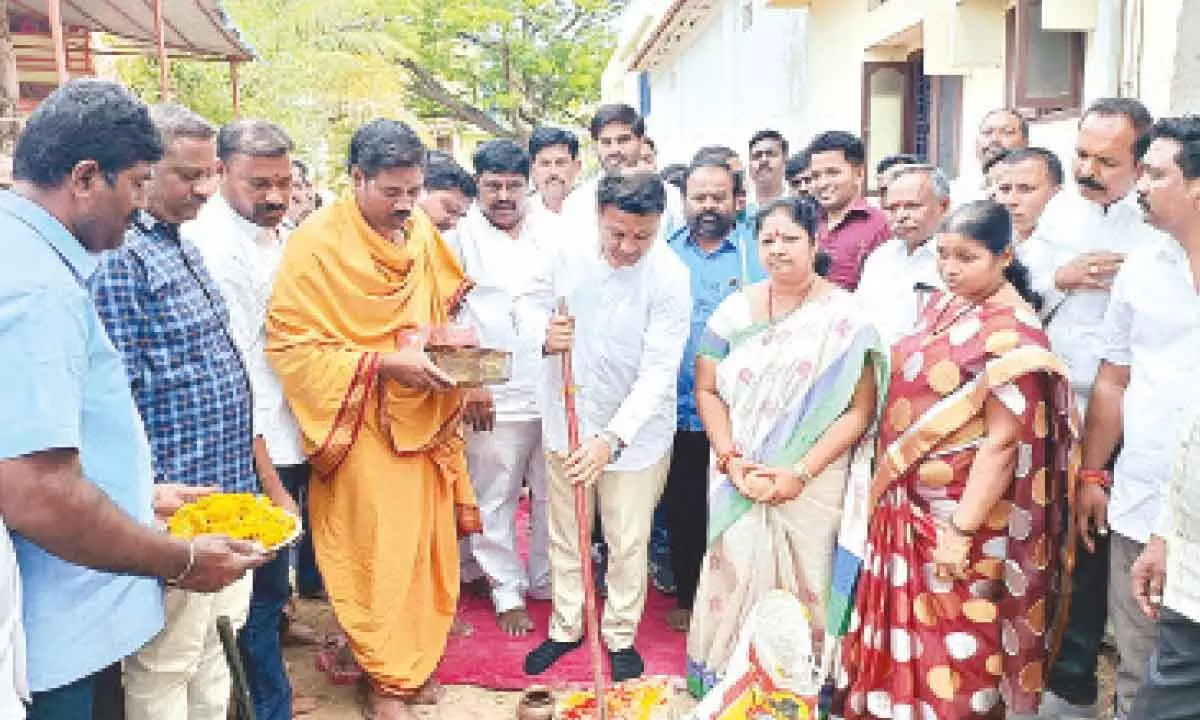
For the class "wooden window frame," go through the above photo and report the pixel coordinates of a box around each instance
[928,75,963,178]
[861,61,917,195]
[1006,0,1086,117]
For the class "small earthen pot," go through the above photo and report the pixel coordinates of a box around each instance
[516,686,555,720]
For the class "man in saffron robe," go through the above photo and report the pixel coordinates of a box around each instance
[265,118,481,720]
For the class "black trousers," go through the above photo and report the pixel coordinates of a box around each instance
[1130,608,1200,720]
[664,431,710,610]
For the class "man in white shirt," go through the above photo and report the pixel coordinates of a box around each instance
[184,119,308,720]
[990,147,1064,247]
[1125,116,1200,720]
[443,139,554,637]
[528,126,581,216]
[1075,109,1200,720]
[417,150,476,233]
[560,104,685,244]
[949,108,1028,207]
[1034,98,1158,720]
[856,164,949,346]
[522,173,690,682]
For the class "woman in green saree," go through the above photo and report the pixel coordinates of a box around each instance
[685,197,888,699]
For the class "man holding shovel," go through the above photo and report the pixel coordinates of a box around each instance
[521,172,691,682]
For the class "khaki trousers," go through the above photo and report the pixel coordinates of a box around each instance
[546,450,670,651]
[124,573,253,720]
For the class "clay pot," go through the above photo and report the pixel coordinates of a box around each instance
[516,686,555,720]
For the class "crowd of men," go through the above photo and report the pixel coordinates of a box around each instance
[1,74,1199,720]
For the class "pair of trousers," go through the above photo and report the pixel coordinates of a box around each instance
[238,530,293,720]
[27,663,122,720]
[1110,532,1159,718]
[1046,532,1111,705]
[465,420,550,612]
[123,574,253,720]
[664,431,710,610]
[279,463,322,597]
[546,450,670,650]
[1130,607,1200,720]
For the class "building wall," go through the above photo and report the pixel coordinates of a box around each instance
[639,0,809,165]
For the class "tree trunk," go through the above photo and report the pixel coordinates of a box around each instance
[0,0,19,166]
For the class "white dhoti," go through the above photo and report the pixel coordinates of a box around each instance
[464,419,550,613]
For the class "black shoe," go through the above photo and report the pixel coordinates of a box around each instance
[609,646,645,682]
[524,639,583,675]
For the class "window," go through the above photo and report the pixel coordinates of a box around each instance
[928,75,962,178]
[1006,0,1085,115]
[861,62,915,193]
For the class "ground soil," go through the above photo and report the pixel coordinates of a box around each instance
[285,598,1117,719]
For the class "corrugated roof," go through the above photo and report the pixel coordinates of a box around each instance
[10,0,254,60]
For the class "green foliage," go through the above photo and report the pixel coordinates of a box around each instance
[116,0,620,178]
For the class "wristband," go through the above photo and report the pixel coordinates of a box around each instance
[716,449,742,475]
[1079,469,1112,490]
[166,539,196,587]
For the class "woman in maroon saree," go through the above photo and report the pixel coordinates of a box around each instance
[841,201,1079,719]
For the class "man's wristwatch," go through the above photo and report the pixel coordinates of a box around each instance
[599,431,625,462]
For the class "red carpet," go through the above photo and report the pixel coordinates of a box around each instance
[434,499,688,690]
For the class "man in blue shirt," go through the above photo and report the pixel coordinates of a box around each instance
[0,79,264,720]
[663,156,766,632]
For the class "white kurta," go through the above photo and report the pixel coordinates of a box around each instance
[855,238,943,347]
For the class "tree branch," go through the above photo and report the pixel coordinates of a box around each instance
[398,58,514,138]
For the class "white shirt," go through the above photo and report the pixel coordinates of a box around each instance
[519,239,691,472]
[1158,411,1200,623]
[559,176,686,249]
[0,520,26,719]
[186,195,306,467]
[1100,235,1200,544]
[855,238,942,346]
[446,206,558,420]
[1022,191,1167,408]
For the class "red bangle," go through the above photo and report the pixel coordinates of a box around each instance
[716,450,741,475]
[1079,469,1112,489]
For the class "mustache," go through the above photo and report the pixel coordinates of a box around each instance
[255,203,289,215]
[1076,175,1106,191]
[390,209,411,220]
[489,202,517,211]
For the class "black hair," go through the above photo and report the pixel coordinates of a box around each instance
[875,153,919,177]
[749,129,789,157]
[806,131,866,166]
[692,145,739,166]
[589,104,644,141]
[1146,115,1200,180]
[425,150,477,198]
[941,200,1042,310]
[528,126,580,161]
[684,156,735,189]
[347,118,425,177]
[643,137,656,152]
[981,149,1011,176]
[596,172,666,215]
[982,108,1030,142]
[13,79,163,188]
[217,119,293,162]
[1083,98,1155,160]
[784,150,811,180]
[753,196,830,276]
[660,163,688,191]
[472,138,530,178]
[995,147,1065,185]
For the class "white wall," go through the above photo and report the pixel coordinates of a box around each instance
[641,0,809,166]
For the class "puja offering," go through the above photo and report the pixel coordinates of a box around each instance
[421,322,512,386]
[556,677,672,720]
[166,493,300,552]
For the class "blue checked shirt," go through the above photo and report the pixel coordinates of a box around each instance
[91,211,258,493]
